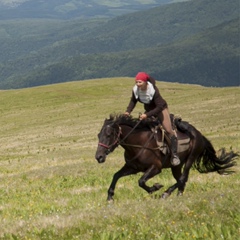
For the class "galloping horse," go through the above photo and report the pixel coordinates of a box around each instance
[95,114,237,201]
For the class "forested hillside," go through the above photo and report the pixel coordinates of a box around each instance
[2,18,238,88]
[0,0,239,89]
[0,0,182,20]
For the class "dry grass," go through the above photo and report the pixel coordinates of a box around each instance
[0,78,239,239]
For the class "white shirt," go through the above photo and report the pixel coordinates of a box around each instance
[133,82,155,104]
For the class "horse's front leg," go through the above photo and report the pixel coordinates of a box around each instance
[138,165,163,194]
[107,164,139,201]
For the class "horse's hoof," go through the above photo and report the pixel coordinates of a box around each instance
[151,194,160,199]
[154,183,164,190]
[161,192,170,199]
[177,191,183,196]
[107,197,114,202]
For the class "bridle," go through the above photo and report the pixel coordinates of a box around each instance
[98,124,122,154]
[98,119,143,154]
[98,119,159,156]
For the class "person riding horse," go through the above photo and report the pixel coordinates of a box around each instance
[96,114,237,200]
[124,72,180,166]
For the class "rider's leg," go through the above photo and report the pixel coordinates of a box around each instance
[161,108,180,166]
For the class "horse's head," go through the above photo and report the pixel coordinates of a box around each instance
[95,118,121,163]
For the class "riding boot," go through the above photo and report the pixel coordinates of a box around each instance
[170,135,180,166]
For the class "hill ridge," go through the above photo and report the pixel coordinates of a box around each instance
[0,0,239,89]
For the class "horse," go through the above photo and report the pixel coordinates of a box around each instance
[95,114,238,201]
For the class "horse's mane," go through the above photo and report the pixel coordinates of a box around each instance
[107,113,158,129]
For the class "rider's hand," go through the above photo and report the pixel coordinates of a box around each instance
[124,112,130,116]
[139,114,147,120]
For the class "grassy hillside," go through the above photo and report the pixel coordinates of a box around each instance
[0,79,239,239]
[0,0,239,89]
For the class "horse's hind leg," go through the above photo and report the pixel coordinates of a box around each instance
[107,164,139,201]
[138,165,163,194]
[162,166,182,199]
[177,146,202,196]
[162,156,195,199]
[176,158,194,195]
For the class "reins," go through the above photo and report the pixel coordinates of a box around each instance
[120,130,159,151]
[119,120,160,151]
[121,129,159,162]
[118,119,142,145]
[98,118,161,157]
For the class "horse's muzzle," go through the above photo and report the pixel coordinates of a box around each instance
[95,155,106,163]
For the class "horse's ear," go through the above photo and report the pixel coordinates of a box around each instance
[109,114,114,120]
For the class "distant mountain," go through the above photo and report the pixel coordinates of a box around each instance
[0,0,187,20]
[2,17,238,89]
[0,0,239,89]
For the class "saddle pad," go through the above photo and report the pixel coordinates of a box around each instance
[156,137,190,155]
[153,126,190,154]
[178,138,190,153]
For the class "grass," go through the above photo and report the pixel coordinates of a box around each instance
[0,78,239,239]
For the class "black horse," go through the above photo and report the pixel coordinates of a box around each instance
[95,114,237,201]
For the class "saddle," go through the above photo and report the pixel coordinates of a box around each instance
[151,116,191,155]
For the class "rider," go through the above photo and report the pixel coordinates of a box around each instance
[124,72,180,166]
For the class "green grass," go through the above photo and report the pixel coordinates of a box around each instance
[0,78,239,239]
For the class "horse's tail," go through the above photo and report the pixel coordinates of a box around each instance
[194,135,238,175]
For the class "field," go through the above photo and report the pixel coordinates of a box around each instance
[0,78,239,239]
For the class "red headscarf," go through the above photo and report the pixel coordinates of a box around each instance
[135,72,149,82]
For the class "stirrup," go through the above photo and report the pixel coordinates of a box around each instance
[171,155,180,166]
